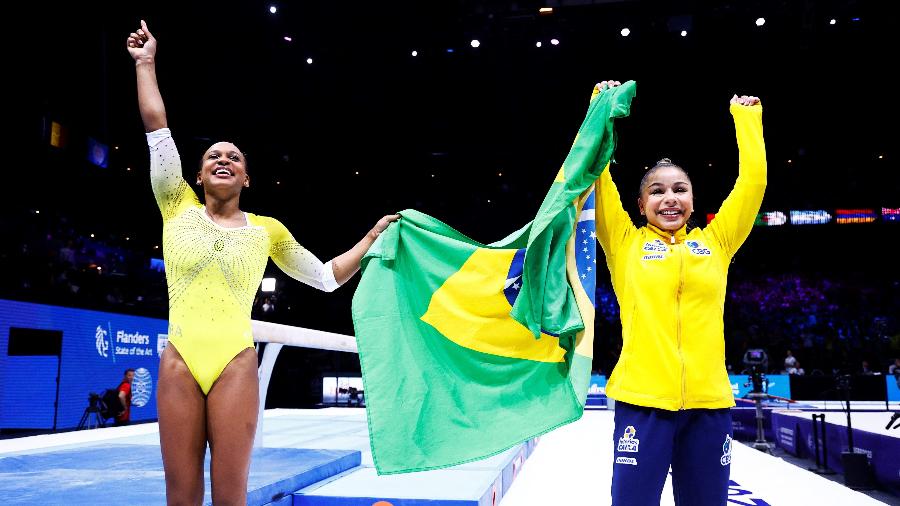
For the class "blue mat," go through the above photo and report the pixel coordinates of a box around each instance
[0,444,360,505]
[295,440,536,506]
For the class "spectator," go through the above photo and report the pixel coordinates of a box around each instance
[860,360,875,375]
[115,368,135,426]
[889,358,900,388]
[784,350,797,373]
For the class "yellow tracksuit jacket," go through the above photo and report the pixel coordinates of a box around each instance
[597,103,766,410]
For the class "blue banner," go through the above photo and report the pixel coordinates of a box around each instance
[772,411,900,496]
[729,374,791,400]
[0,299,166,429]
[585,374,608,408]
[588,373,607,396]
[888,375,900,402]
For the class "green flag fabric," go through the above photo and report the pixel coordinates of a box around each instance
[351,82,636,474]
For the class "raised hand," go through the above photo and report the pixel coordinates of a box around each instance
[730,94,760,107]
[126,19,157,62]
[595,80,622,93]
[371,214,402,237]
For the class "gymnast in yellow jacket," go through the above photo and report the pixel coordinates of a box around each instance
[127,20,398,505]
[594,81,766,505]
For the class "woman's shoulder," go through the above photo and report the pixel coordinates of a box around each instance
[246,212,278,226]
[245,213,292,237]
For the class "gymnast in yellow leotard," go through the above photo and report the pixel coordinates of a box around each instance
[149,126,341,394]
[128,20,398,504]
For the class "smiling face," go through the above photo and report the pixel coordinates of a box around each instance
[197,142,249,197]
[638,165,694,232]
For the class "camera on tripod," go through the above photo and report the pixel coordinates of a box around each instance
[77,390,121,430]
[742,349,769,394]
[88,392,103,409]
[740,349,772,452]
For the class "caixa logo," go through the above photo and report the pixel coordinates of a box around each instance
[728,479,771,505]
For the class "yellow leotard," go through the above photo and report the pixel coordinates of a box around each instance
[148,128,338,394]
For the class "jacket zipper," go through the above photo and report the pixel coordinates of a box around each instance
[674,236,686,409]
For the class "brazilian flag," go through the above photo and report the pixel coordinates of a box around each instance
[352,82,636,474]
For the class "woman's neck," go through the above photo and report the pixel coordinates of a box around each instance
[203,194,245,227]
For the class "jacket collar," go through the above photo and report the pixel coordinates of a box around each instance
[647,223,687,245]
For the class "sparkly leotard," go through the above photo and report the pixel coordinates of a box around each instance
[148,128,338,394]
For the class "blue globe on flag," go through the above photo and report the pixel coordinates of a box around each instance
[132,367,153,407]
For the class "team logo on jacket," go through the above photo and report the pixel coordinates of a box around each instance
[642,239,668,252]
[617,425,640,453]
[686,240,711,256]
[641,239,669,261]
[720,434,733,466]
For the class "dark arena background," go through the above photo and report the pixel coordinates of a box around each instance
[2,1,899,504]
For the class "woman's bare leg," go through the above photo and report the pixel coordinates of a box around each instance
[158,344,208,505]
[206,347,259,505]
